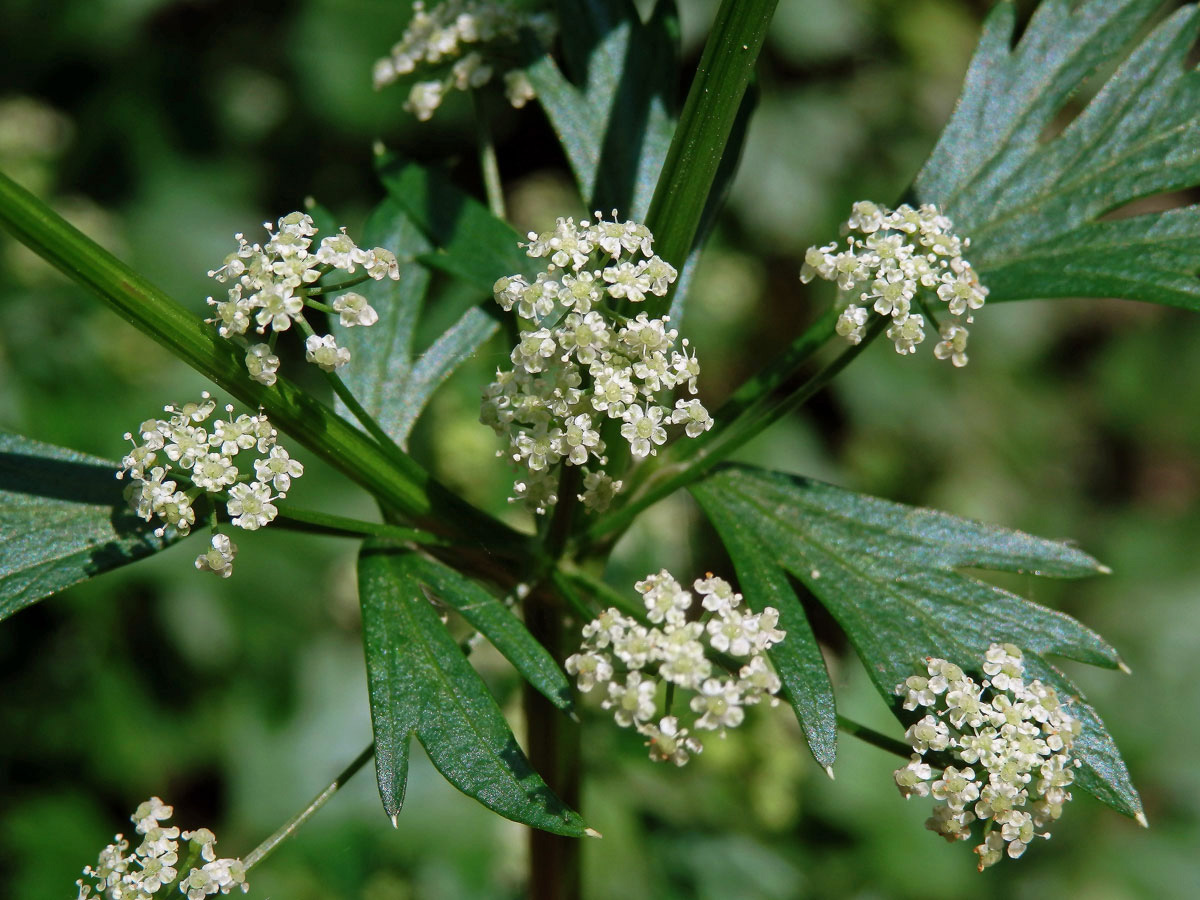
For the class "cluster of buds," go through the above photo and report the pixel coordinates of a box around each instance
[480,213,711,514]
[205,211,399,385]
[801,201,988,365]
[117,393,303,578]
[892,643,1082,870]
[76,797,247,899]
[373,1,555,120]
[566,572,785,765]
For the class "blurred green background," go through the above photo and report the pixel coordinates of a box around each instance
[2,0,1198,897]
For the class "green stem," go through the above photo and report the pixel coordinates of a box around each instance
[643,0,778,317]
[473,91,506,220]
[0,170,531,556]
[836,715,912,760]
[549,567,599,622]
[292,316,411,466]
[243,742,375,871]
[303,298,336,315]
[307,273,372,295]
[579,315,886,548]
[273,506,449,545]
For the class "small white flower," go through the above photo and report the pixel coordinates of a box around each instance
[620,403,668,458]
[565,650,613,692]
[254,284,304,332]
[636,569,691,625]
[895,755,933,799]
[577,470,622,512]
[603,672,658,727]
[245,343,280,386]
[364,247,400,280]
[689,678,745,733]
[195,534,238,578]
[671,398,713,438]
[639,715,703,766]
[504,69,536,108]
[254,446,304,494]
[226,482,277,530]
[315,229,370,270]
[305,333,352,371]
[332,291,379,327]
[694,575,739,614]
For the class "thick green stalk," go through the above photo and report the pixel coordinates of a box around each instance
[643,0,778,315]
[0,170,530,556]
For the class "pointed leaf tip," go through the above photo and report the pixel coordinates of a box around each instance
[359,545,588,836]
[691,464,1138,818]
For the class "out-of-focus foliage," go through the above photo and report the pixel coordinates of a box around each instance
[1,0,1198,897]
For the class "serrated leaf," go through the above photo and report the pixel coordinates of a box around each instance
[691,464,1141,818]
[332,198,498,448]
[916,0,1200,309]
[529,0,678,219]
[0,433,177,621]
[377,155,533,292]
[358,543,588,835]
[403,554,574,713]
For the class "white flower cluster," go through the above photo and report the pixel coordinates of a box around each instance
[801,201,988,366]
[76,797,248,900]
[117,393,303,577]
[892,643,1082,870]
[565,572,785,766]
[373,1,555,120]
[480,213,710,514]
[205,211,400,385]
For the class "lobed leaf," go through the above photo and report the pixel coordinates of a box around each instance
[691,464,1141,819]
[916,0,1200,309]
[529,0,679,220]
[358,543,588,835]
[0,433,178,621]
[403,554,574,713]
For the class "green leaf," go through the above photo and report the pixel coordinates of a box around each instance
[529,0,679,219]
[332,198,498,448]
[403,554,574,713]
[916,0,1200,309]
[0,433,177,621]
[358,543,588,835]
[691,464,1142,818]
[377,155,533,292]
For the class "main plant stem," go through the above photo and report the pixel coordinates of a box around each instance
[524,587,582,900]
